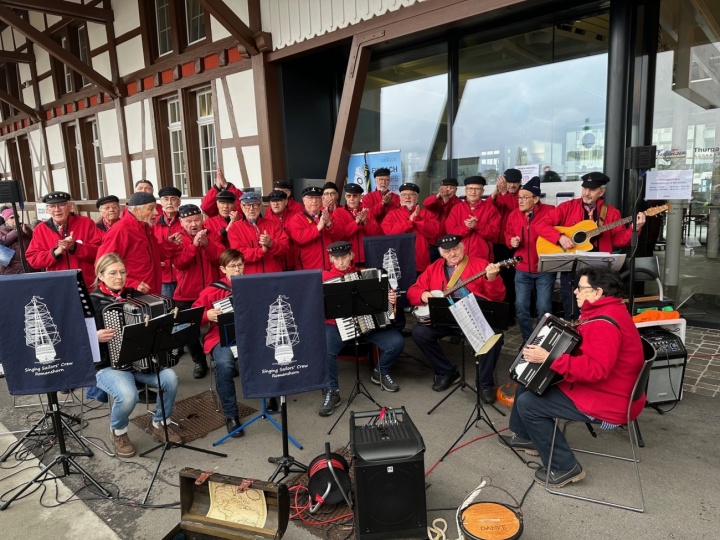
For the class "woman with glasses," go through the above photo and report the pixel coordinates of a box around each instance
[499,267,645,488]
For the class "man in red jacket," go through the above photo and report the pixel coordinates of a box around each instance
[423,178,460,262]
[408,234,504,403]
[264,189,300,271]
[95,195,121,233]
[201,168,243,217]
[534,172,645,320]
[445,176,501,262]
[382,182,441,273]
[504,176,555,342]
[154,186,184,298]
[272,180,303,216]
[203,190,242,246]
[500,267,645,487]
[361,168,400,225]
[331,183,383,266]
[25,191,102,290]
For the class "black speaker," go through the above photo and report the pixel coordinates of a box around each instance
[0,180,23,204]
[639,328,687,404]
[625,145,657,170]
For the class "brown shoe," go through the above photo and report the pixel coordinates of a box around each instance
[112,431,136,458]
[152,423,183,444]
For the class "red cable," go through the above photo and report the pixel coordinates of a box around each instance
[424,427,509,478]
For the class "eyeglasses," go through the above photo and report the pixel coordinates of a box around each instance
[575,285,596,291]
[465,187,483,192]
[46,202,69,210]
[517,196,535,201]
[241,203,261,209]
[225,263,245,269]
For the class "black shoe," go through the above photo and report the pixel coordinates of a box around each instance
[193,360,208,379]
[266,397,279,412]
[498,433,539,455]
[480,387,497,404]
[432,369,460,392]
[226,417,245,438]
[535,463,585,487]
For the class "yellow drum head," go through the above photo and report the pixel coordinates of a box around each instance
[459,502,523,540]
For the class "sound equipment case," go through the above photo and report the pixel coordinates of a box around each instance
[163,468,289,540]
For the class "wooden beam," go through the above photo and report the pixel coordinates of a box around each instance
[0,0,114,24]
[0,88,39,120]
[0,50,34,63]
[252,53,285,193]
[0,4,120,98]
[199,0,259,55]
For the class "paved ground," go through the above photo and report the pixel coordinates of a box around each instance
[1,320,718,540]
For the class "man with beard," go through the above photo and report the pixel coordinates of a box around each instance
[203,190,242,247]
[330,183,382,266]
[361,168,400,225]
[173,204,225,378]
[264,189,299,271]
[95,195,122,233]
[201,168,243,217]
[154,186,184,298]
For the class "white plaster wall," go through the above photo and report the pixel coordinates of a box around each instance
[131,158,158,184]
[144,100,155,151]
[241,145,262,187]
[18,63,31,85]
[1,27,12,49]
[112,0,141,37]
[124,101,143,155]
[221,147,243,186]
[130,159,142,185]
[22,87,36,109]
[93,51,113,81]
[105,162,126,197]
[45,124,64,165]
[223,70,257,137]
[38,77,55,106]
[34,44,50,76]
[52,168,69,193]
[116,36,146,78]
[98,109,121,157]
[87,21,107,50]
[11,28,25,48]
[211,0,249,41]
[28,10,45,32]
[46,15,62,27]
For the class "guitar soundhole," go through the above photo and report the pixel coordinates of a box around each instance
[572,231,587,244]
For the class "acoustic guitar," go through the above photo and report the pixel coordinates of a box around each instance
[536,204,671,255]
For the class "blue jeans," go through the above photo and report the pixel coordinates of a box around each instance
[515,270,556,341]
[211,344,238,419]
[325,324,404,391]
[95,367,178,430]
[161,282,177,298]
[510,385,599,470]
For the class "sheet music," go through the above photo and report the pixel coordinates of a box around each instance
[538,252,625,273]
[448,295,495,354]
[85,318,101,363]
[206,480,267,528]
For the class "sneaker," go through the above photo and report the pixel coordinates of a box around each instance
[535,463,585,487]
[431,369,461,392]
[152,423,183,444]
[371,369,399,392]
[498,433,539,455]
[112,431,136,458]
[318,390,341,417]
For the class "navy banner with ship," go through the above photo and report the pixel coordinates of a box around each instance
[232,270,328,398]
[363,233,417,310]
[0,271,96,395]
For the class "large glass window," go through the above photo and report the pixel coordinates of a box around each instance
[90,120,105,198]
[196,89,216,192]
[156,0,172,56]
[186,0,206,45]
[78,26,90,87]
[167,99,187,194]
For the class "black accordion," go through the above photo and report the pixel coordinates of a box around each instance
[509,313,581,395]
[102,294,177,373]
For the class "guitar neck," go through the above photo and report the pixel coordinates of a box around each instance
[443,270,486,297]
[587,214,634,239]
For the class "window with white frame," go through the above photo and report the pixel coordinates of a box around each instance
[167,98,187,194]
[196,89,216,192]
[78,26,90,87]
[73,126,88,200]
[186,0,206,44]
[61,37,73,92]
[90,120,105,198]
[156,0,172,56]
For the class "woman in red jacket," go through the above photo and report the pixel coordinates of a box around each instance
[499,267,645,488]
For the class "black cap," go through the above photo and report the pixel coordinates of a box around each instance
[327,241,352,256]
[438,234,462,249]
[344,183,364,194]
[240,192,262,204]
[399,183,420,193]
[521,176,541,197]
[42,191,71,204]
[302,186,323,197]
[441,178,458,186]
[216,190,236,203]
[158,186,182,198]
[464,176,486,186]
[322,182,339,193]
[374,168,391,177]
[95,195,119,209]
[178,204,202,218]
[273,180,292,190]
[267,189,288,201]
[504,169,522,183]
[127,192,156,206]
[581,172,610,189]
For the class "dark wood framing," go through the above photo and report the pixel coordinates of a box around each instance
[0,0,114,24]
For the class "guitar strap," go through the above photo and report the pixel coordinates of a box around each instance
[598,203,608,227]
[210,281,232,293]
[446,256,469,290]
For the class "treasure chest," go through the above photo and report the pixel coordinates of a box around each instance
[163,468,289,540]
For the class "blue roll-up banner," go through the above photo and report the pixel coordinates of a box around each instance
[233,270,328,398]
[0,271,97,395]
[347,150,402,193]
[363,234,417,309]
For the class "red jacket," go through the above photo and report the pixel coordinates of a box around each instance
[534,198,632,252]
[227,216,289,274]
[382,206,441,272]
[423,194,461,242]
[504,202,555,273]
[331,206,383,264]
[173,228,224,302]
[193,277,232,354]
[153,213,183,284]
[97,212,178,294]
[200,183,243,217]
[25,215,102,290]
[203,214,237,247]
[265,207,300,270]
[408,256,506,306]
[552,296,645,425]
[287,211,345,271]
[445,200,501,262]
[488,191,518,243]
[361,190,400,225]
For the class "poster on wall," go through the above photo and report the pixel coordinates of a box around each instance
[347,150,402,194]
[645,169,693,200]
[517,164,540,183]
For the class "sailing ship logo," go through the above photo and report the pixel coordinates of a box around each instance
[382,248,401,290]
[265,295,300,365]
[24,296,61,363]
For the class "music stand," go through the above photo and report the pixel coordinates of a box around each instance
[538,252,626,274]
[323,276,388,435]
[113,307,227,504]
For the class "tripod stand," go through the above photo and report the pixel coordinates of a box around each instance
[0,392,111,511]
[268,396,307,482]
[214,397,303,449]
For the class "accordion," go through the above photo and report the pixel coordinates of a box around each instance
[102,294,177,373]
[509,313,581,395]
